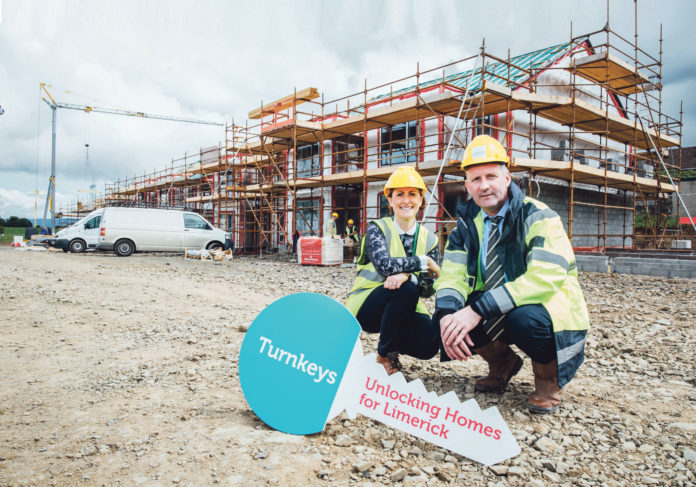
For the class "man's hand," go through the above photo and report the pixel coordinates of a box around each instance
[384,273,409,290]
[439,306,482,360]
[426,257,441,279]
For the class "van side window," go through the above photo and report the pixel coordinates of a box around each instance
[184,214,210,230]
[84,216,101,230]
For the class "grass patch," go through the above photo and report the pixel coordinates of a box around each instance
[0,227,33,243]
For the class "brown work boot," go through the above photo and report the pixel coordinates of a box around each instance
[473,341,523,393]
[376,352,402,376]
[527,359,562,414]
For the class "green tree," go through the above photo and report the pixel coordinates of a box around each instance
[5,216,32,227]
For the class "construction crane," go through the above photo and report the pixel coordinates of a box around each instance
[79,143,97,200]
[40,83,224,234]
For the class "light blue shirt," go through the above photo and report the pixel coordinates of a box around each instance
[480,199,510,278]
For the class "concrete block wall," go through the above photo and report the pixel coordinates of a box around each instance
[575,255,696,279]
[672,180,696,219]
[530,181,633,248]
[576,255,610,273]
[611,257,696,279]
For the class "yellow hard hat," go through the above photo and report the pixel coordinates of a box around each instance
[331,212,338,218]
[348,219,354,225]
[384,166,426,197]
[461,135,510,170]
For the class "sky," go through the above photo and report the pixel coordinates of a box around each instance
[1,0,695,220]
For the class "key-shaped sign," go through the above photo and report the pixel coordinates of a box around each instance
[239,293,520,466]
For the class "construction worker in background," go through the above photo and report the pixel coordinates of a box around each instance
[345,166,441,375]
[434,135,589,414]
[345,219,359,245]
[325,212,339,237]
[292,230,301,254]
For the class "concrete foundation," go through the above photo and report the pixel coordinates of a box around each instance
[576,254,696,279]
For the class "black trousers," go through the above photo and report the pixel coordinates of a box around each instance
[356,280,439,360]
[435,292,557,364]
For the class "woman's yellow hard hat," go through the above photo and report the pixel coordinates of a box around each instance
[384,166,426,197]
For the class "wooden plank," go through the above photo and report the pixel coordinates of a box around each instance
[322,90,502,140]
[569,52,651,95]
[512,158,675,193]
[240,82,678,164]
[251,85,530,146]
[260,119,323,141]
[221,153,273,167]
[186,193,230,203]
[203,156,673,200]
[229,137,293,155]
[526,93,679,149]
[223,159,463,193]
[248,87,320,120]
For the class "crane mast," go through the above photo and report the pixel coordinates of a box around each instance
[39,83,224,233]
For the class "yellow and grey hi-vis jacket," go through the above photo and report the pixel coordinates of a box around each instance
[345,217,438,317]
[434,183,589,388]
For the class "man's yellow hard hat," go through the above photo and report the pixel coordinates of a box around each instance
[461,134,510,170]
[331,212,338,218]
[348,219,354,225]
[384,166,426,197]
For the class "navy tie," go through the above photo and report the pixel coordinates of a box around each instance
[484,216,504,290]
[482,216,505,340]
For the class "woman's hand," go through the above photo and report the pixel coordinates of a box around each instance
[384,273,409,290]
[426,257,441,279]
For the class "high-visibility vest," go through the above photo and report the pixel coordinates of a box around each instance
[325,219,337,236]
[345,217,438,316]
[345,225,359,241]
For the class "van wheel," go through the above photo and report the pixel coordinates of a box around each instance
[206,241,223,251]
[69,239,86,253]
[114,239,135,257]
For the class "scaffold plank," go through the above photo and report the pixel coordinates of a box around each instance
[248,87,320,120]
[260,119,322,140]
[525,93,679,150]
[219,157,673,197]
[512,158,675,193]
[568,52,652,95]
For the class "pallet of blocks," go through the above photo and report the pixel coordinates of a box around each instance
[297,237,343,266]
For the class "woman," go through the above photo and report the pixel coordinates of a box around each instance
[345,166,441,375]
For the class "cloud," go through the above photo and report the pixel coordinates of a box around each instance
[1,0,695,220]
[0,188,42,218]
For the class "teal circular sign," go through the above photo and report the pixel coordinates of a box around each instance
[238,293,360,434]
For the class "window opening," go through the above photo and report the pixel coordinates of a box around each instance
[380,121,418,166]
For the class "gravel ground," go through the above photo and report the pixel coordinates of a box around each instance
[0,247,694,486]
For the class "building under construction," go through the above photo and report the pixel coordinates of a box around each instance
[97,24,685,254]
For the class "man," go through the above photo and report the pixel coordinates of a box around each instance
[292,230,301,255]
[345,219,359,244]
[325,212,339,237]
[434,135,589,414]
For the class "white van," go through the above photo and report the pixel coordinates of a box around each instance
[96,207,228,257]
[51,209,104,253]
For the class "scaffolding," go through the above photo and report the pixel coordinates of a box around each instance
[101,22,684,254]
